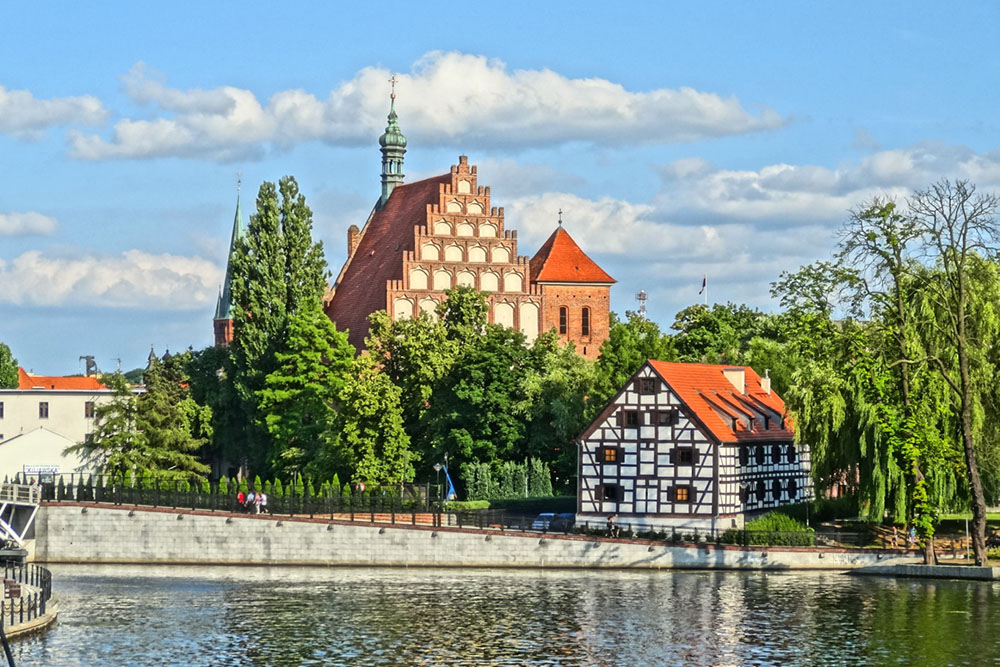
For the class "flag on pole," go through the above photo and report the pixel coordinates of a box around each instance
[698,274,707,295]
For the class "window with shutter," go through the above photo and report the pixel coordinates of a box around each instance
[638,378,657,394]
[771,444,782,464]
[624,411,639,427]
[673,486,691,502]
[674,447,696,465]
[739,447,749,466]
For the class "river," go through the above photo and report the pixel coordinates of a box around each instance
[9,565,999,665]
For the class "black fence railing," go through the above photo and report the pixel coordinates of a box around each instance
[0,563,52,630]
[41,479,976,552]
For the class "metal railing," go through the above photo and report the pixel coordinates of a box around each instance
[0,563,52,630]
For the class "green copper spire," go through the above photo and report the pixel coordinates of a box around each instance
[378,76,406,209]
[215,176,244,321]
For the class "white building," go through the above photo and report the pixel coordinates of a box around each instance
[0,427,96,479]
[0,369,113,476]
[576,361,812,530]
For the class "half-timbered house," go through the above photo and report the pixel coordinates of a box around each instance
[577,361,811,530]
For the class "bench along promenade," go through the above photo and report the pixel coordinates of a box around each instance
[25,480,935,571]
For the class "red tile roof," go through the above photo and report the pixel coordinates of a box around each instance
[529,227,615,284]
[17,367,105,391]
[647,361,792,443]
[326,174,451,350]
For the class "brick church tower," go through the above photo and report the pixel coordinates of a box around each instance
[213,181,244,347]
[324,92,614,357]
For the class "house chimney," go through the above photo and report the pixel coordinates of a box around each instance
[761,369,771,396]
[723,367,745,393]
[347,225,360,258]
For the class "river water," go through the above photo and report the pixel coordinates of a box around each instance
[9,565,1000,665]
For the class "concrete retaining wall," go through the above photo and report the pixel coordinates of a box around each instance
[31,504,919,570]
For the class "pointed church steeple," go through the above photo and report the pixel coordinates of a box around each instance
[214,176,244,347]
[378,76,407,209]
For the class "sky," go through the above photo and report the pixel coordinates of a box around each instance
[3,2,1000,375]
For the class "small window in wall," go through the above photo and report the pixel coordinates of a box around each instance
[656,409,679,426]
[600,446,620,464]
[84,433,94,445]
[772,479,783,499]
[85,401,95,419]
[39,402,49,419]
[582,307,591,336]
[755,480,766,501]
[739,485,750,503]
[619,410,639,427]
[788,477,798,498]
[639,378,657,395]
[672,485,692,502]
[787,445,797,463]
[755,446,766,466]
[559,306,568,334]
[671,447,697,466]
[771,444,782,464]
[0,401,4,419]
[739,447,749,466]
[602,483,623,501]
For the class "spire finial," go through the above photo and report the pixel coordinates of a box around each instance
[389,75,398,100]
[237,171,242,194]
[558,208,563,226]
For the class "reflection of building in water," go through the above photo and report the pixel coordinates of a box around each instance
[577,361,811,529]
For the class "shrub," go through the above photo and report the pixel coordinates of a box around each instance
[721,511,815,547]
[445,500,491,511]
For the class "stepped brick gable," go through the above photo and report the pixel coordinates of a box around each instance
[326,155,614,356]
[576,361,811,530]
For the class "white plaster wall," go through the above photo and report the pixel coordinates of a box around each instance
[32,505,917,571]
[0,390,112,445]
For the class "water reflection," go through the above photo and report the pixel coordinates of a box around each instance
[11,565,1000,665]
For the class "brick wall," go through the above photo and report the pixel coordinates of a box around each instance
[538,284,610,360]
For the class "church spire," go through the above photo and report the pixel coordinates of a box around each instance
[214,175,244,346]
[378,76,407,209]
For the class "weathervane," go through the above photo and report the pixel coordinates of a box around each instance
[237,171,242,193]
[558,208,563,226]
[389,75,398,100]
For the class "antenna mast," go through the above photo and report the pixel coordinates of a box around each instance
[635,290,647,318]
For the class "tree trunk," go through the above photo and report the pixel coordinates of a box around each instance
[958,329,989,566]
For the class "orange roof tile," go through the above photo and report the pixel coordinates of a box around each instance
[325,174,451,350]
[17,367,105,391]
[529,227,615,284]
[647,361,792,443]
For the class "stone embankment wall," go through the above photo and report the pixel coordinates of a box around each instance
[31,504,918,570]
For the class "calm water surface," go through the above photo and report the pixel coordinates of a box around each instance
[10,565,1000,666]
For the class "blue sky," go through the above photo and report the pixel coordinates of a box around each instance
[3,2,1000,374]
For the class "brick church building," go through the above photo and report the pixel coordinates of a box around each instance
[324,94,615,358]
[215,93,615,359]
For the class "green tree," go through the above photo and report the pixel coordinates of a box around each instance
[908,181,1000,565]
[337,355,414,486]
[257,300,354,477]
[229,176,330,475]
[65,373,142,476]
[134,357,211,479]
[0,343,18,388]
[521,331,595,487]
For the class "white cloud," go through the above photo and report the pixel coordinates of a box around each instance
[0,212,59,236]
[0,86,106,139]
[69,52,785,161]
[655,141,1000,226]
[0,250,221,310]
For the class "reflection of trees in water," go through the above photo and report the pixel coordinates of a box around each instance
[18,567,1000,665]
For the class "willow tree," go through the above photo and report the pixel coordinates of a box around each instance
[909,181,1000,565]
[836,199,957,563]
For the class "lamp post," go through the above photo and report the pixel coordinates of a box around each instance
[433,463,442,503]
